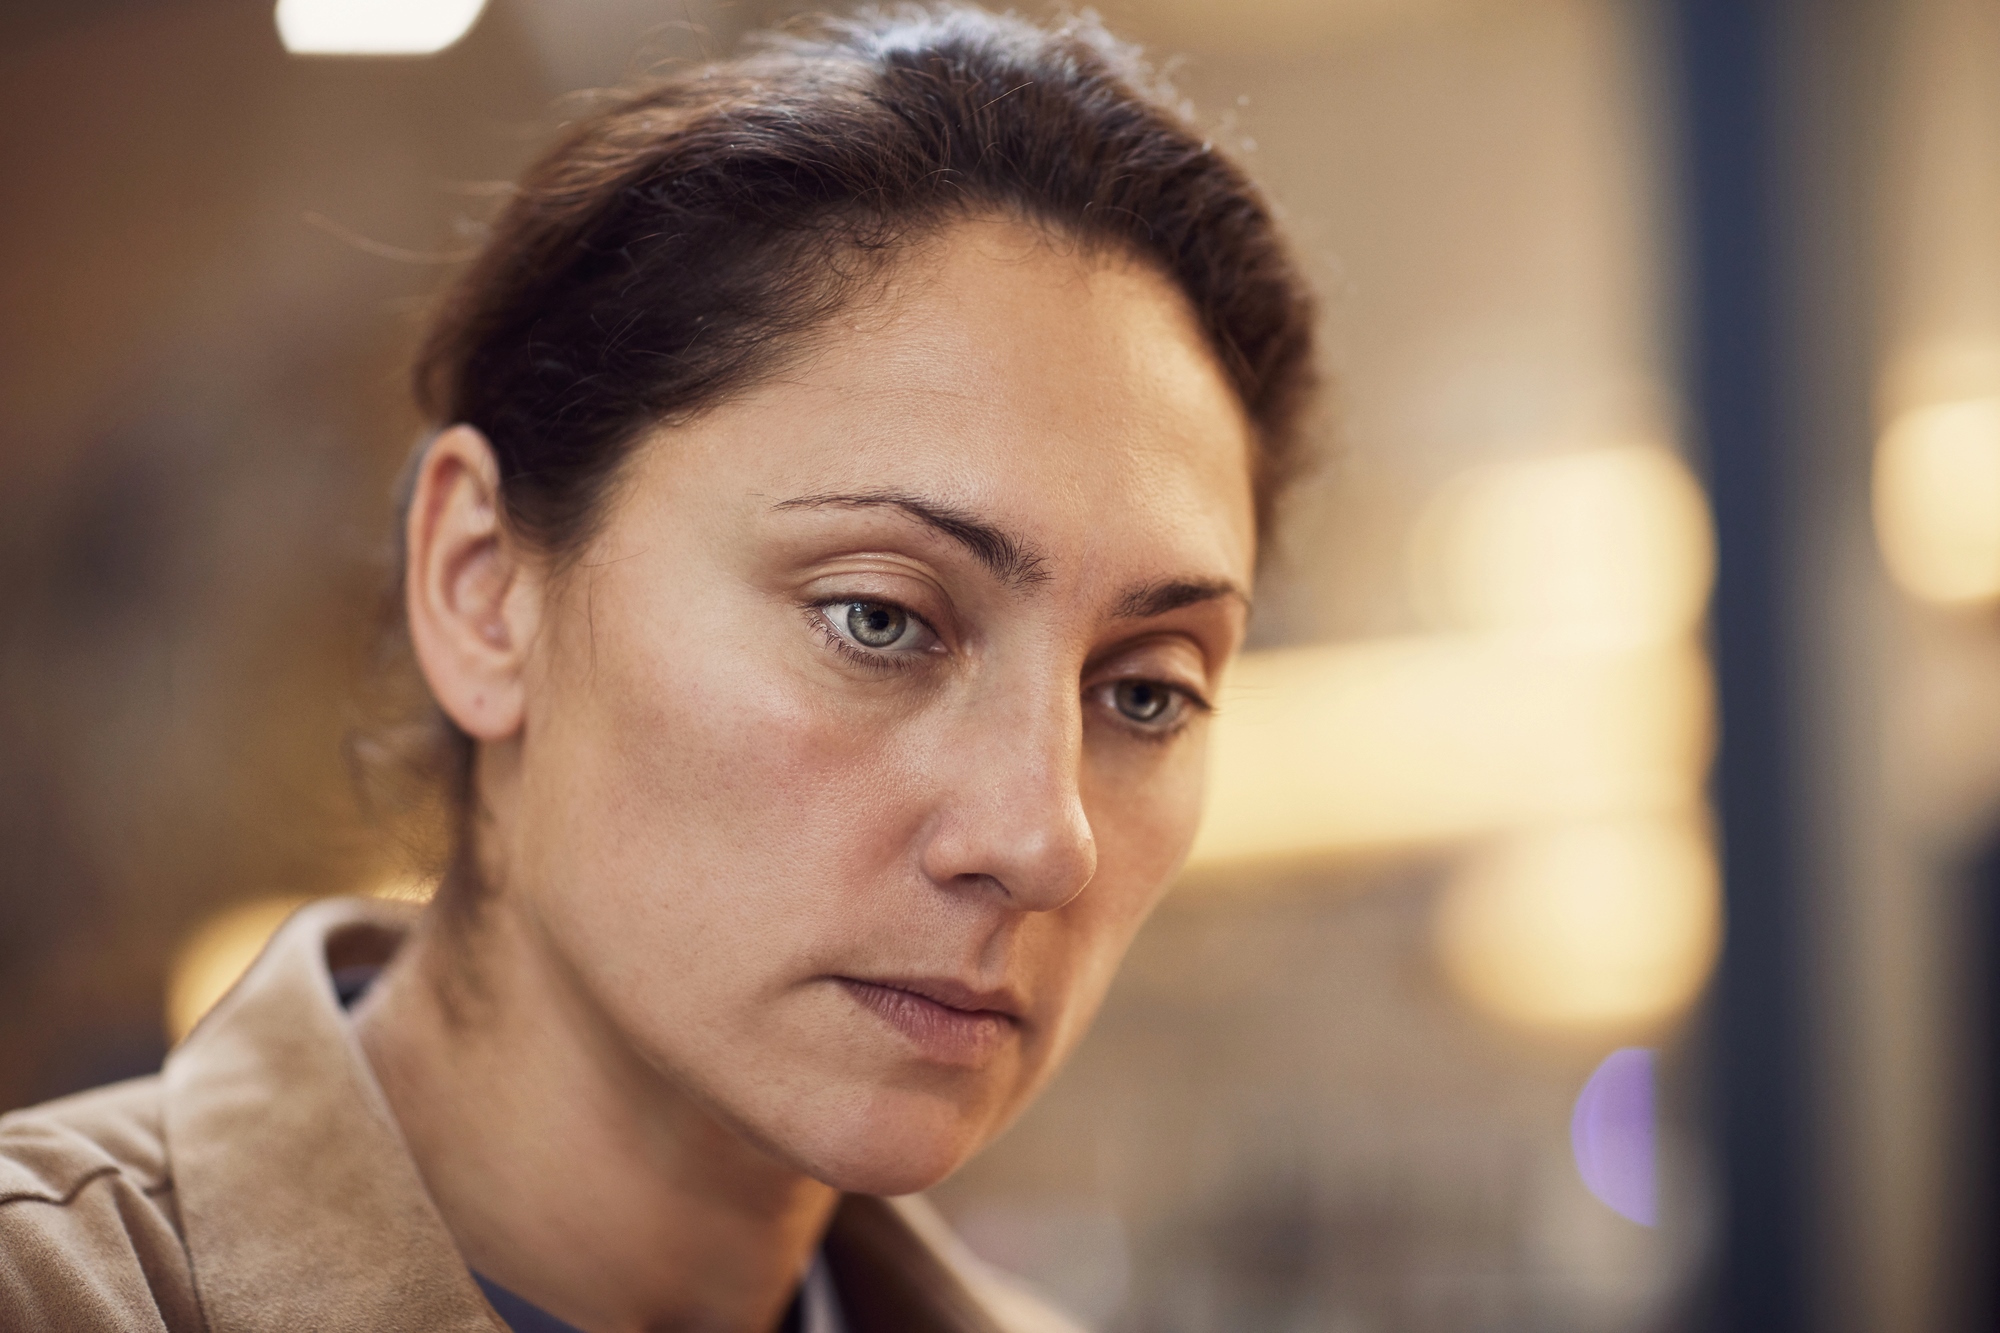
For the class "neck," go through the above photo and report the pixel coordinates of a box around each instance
[353,892,839,1333]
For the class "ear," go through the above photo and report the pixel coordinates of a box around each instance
[404,425,541,743]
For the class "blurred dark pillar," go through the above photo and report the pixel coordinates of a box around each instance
[1671,5,1805,1328]
[1671,1,1888,1329]
[1964,835,2000,1333]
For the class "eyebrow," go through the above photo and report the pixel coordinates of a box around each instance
[773,490,1052,587]
[1112,577,1250,619]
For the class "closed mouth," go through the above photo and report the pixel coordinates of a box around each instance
[835,976,1023,1065]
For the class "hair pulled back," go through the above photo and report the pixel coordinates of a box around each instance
[415,4,1316,553]
[385,3,1318,843]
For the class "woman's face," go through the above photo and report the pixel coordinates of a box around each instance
[497,219,1257,1194]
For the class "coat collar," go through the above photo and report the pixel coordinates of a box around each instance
[159,896,1007,1333]
[163,897,496,1333]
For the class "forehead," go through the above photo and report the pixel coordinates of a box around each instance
[670,218,1259,583]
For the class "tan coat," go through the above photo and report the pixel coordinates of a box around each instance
[0,899,1080,1333]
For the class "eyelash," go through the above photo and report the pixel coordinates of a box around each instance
[807,598,1212,740]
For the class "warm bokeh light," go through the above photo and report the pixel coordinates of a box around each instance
[1187,444,1721,1031]
[1409,445,1714,643]
[275,0,489,56]
[1873,396,2000,605]
[164,896,307,1043]
[1431,818,1721,1032]
[1185,637,1711,870]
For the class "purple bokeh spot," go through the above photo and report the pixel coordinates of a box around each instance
[1570,1046,1657,1226]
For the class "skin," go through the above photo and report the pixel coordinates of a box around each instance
[353,217,1258,1333]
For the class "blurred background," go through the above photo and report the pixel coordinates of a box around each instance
[0,0,1992,1329]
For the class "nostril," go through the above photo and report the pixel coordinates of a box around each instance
[947,872,1008,896]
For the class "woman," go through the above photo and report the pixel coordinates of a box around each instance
[0,7,1315,1331]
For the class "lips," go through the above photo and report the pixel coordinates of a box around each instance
[836,976,1023,1067]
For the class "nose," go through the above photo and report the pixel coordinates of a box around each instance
[918,673,1098,912]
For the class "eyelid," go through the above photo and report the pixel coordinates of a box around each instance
[801,561,954,628]
[1088,641,1215,710]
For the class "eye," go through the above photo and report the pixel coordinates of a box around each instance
[1106,679,1191,730]
[819,600,933,654]
[846,601,906,647]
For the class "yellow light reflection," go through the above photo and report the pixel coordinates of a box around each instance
[164,897,306,1043]
[1432,817,1721,1032]
[166,875,431,1040]
[1187,635,1711,869]
[1873,396,2000,604]
[1409,445,1714,643]
[370,872,438,903]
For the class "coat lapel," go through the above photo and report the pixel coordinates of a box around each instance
[824,1195,1007,1333]
[162,898,499,1333]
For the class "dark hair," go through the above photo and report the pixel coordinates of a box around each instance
[379,3,1318,851]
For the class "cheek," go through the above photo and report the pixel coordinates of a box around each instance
[1028,731,1209,1046]
[519,586,925,1007]
[511,569,1214,1153]
[1083,726,1210,894]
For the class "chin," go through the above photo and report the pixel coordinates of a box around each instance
[785,1083,1005,1196]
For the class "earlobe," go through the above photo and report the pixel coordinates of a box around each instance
[404,425,538,743]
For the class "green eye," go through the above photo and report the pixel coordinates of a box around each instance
[1112,680,1175,724]
[845,602,908,649]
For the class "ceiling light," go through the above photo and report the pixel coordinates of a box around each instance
[275,0,489,56]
